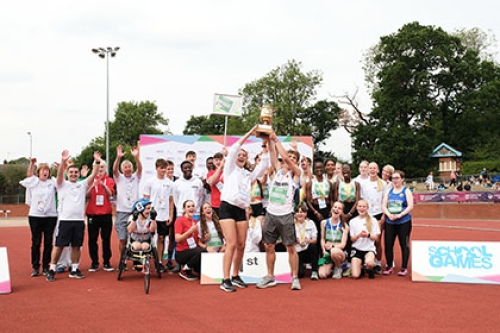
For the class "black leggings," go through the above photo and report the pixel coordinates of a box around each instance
[384,221,412,270]
[176,247,206,273]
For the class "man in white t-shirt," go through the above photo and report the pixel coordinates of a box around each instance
[143,158,175,271]
[46,150,100,282]
[113,144,142,255]
[257,132,302,291]
[173,161,205,220]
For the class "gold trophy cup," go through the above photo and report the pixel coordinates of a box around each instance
[256,105,274,136]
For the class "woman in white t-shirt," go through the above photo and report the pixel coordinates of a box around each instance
[349,199,381,279]
[19,158,58,277]
[198,202,225,253]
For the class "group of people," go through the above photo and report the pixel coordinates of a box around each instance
[21,126,414,292]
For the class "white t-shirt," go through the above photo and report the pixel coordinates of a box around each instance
[19,176,58,217]
[267,169,296,216]
[143,176,174,221]
[173,176,205,217]
[295,219,318,253]
[362,178,387,216]
[198,220,224,249]
[114,172,141,213]
[220,143,269,209]
[355,175,371,200]
[245,217,262,252]
[56,180,89,221]
[349,214,381,252]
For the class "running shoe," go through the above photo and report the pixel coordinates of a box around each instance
[231,275,248,288]
[69,269,85,279]
[179,269,199,281]
[88,264,99,272]
[383,267,394,275]
[46,269,56,282]
[311,271,319,280]
[256,276,277,289]
[291,277,301,290]
[374,265,383,275]
[31,268,39,277]
[398,269,408,276]
[103,264,114,272]
[332,267,342,279]
[220,279,236,292]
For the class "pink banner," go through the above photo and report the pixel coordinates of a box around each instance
[413,191,500,203]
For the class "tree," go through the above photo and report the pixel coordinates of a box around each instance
[356,22,500,176]
[183,114,226,135]
[182,60,342,153]
[109,101,169,146]
[76,100,169,167]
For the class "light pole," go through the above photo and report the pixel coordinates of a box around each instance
[92,46,120,174]
[27,131,32,158]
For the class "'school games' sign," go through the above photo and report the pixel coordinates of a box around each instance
[412,241,500,285]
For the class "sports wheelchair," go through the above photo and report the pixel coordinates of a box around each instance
[117,235,162,294]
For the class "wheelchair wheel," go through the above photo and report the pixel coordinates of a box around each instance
[117,246,127,281]
[151,247,162,279]
[144,260,151,294]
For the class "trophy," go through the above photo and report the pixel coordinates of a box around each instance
[256,105,274,136]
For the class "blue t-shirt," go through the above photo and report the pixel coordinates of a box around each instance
[386,187,411,225]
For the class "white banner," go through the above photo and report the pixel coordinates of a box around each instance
[412,240,500,284]
[0,247,12,294]
[200,252,292,284]
[139,135,313,180]
[212,94,243,117]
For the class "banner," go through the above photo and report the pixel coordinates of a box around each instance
[200,252,292,284]
[412,241,500,284]
[0,247,11,294]
[413,191,500,203]
[212,94,243,117]
[139,135,313,179]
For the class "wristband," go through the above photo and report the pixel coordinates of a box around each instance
[368,233,371,239]
[95,161,101,164]
[262,145,267,148]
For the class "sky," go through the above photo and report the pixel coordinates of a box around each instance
[1,0,499,164]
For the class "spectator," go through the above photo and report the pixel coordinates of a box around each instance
[425,171,434,190]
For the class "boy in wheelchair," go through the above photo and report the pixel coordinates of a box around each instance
[127,198,157,268]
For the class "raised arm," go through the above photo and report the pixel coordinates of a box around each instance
[131,145,142,178]
[27,158,36,177]
[113,145,125,179]
[57,150,71,186]
[270,132,301,178]
[86,151,102,186]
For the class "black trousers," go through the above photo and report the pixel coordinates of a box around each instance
[384,221,412,270]
[298,245,319,278]
[87,214,113,266]
[29,216,57,270]
[176,247,206,273]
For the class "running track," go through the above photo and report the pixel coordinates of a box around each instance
[1,218,499,333]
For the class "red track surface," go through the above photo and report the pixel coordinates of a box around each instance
[1,219,499,333]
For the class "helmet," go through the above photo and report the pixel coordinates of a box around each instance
[131,198,152,214]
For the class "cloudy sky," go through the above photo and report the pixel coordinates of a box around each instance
[1,0,498,164]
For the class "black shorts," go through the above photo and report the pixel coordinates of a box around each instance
[350,248,374,263]
[156,221,169,237]
[219,201,247,222]
[55,220,85,247]
[250,203,264,217]
[373,213,383,221]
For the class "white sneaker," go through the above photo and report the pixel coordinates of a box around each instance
[291,277,301,290]
[332,267,342,279]
[311,271,319,280]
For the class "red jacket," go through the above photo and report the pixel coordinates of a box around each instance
[85,175,115,215]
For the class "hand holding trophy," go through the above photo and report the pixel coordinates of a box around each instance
[256,105,274,138]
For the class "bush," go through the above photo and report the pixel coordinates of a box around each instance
[461,160,500,175]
